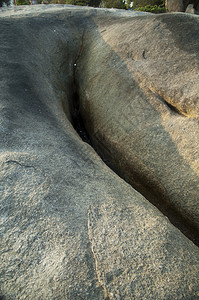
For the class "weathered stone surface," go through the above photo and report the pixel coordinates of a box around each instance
[77,12,199,242]
[0,5,199,300]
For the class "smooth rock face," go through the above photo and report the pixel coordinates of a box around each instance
[77,12,199,242]
[0,5,199,300]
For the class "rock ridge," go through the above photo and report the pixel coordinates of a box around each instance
[0,5,199,299]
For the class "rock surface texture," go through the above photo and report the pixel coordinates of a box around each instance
[166,0,199,11]
[0,5,199,300]
[77,11,199,243]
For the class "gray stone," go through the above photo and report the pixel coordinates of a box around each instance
[77,12,199,242]
[185,3,199,13]
[0,5,199,300]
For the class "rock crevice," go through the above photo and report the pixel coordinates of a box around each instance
[0,6,199,299]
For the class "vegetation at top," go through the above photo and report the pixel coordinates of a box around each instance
[132,0,166,13]
[0,0,166,14]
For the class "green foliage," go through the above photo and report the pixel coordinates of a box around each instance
[64,0,125,8]
[65,0,89,5]
[101,0,126,8]
[125,0,132,8]
[133,0,164,8]
[135,4,166,13]
[55,0,101,5]
[89,0,101,6]
[17,0,29,4]
[132,0,166,13]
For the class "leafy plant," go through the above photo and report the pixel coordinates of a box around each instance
[17,0,30,4]
[132,0,164,8]
[101,0,126,9]
[135,4,167,13]
[132,0,166,13]
[65,0,89,5]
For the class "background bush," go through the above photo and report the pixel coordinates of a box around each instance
[17,0,29,4]
[133,0,166,13]
[135,4,166,13]
[101,0,126,8]
[132,0,163,8]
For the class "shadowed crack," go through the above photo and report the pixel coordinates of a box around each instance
[1,8,199,300]
[163,99,183,115]
[71,30,92,144]
[67,28,199,248]
[147,85,187,117]
[155,92,187,117]
[5,160,36,170]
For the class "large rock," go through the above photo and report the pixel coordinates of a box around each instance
[0,5,199,299]
[77,12,199,242]
[166,0,199,11]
